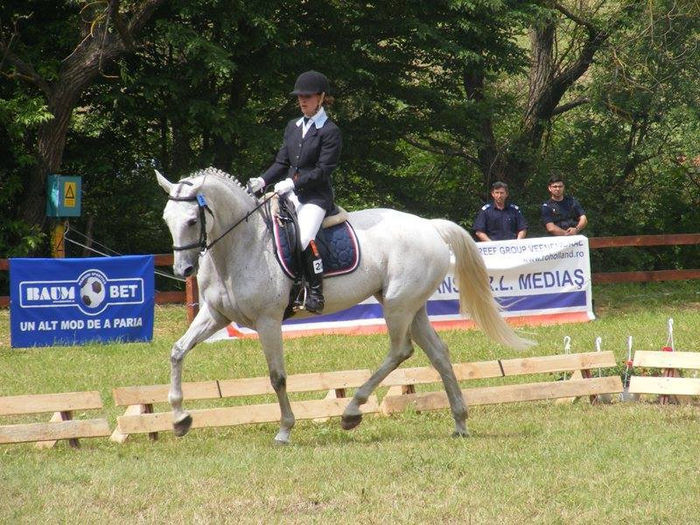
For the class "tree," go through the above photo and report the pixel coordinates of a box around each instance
[0,0,166,241]
[59,0,299,256]
[399,1,631,190]
[548,0,699,246]
[2,0,696,268]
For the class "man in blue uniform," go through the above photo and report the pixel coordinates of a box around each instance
[540,175,587,236]
[473,181,528,241]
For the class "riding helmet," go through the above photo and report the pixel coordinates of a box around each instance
[290,70,330,96]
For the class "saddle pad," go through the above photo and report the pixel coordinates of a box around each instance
[272,219,361,280]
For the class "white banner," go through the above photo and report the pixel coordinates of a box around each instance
[210,235,594,341]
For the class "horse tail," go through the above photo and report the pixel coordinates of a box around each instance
[431,219,535,351]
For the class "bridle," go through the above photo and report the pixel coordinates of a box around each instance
[168,183,274,253]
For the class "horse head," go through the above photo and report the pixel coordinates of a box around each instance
[156,167,255,278]
[156,169,209,277]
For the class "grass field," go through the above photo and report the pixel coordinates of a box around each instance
[1,282,699,524]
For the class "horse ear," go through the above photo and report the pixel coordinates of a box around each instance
[155,169,173,193]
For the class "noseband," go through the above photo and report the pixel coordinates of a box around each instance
[168,184,274,253]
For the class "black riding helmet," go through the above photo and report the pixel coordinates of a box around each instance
[290,70,330,96]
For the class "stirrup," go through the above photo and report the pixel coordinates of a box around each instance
[292,286,324,314]
[304,289,324,314]
[291,286,305,312]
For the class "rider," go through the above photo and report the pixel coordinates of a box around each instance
[248,70,342,314]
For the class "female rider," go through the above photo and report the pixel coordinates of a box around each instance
[248,70,342,314]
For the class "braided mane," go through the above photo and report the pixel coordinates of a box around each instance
[176,166,259,205]
[184,166,244,190]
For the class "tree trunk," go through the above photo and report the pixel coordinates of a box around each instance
[463,69,505,187]
[522,20,556,154]
[9,0,167,248]
[22,88,80,229]
[489,8,609,191]
[82,215,95,257]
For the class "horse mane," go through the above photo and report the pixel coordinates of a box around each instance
[181,167,250,198]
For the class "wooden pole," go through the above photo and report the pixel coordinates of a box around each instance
[186,276,199,323]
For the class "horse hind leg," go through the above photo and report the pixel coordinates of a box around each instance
[342,309,415,431]
[410,306,469,437]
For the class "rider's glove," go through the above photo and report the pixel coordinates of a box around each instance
[247,177,265,194]
[274,178,295,196]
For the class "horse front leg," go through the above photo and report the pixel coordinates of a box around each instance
[169,340,193,436]
[256,317,295,444]
[169,303,228,437]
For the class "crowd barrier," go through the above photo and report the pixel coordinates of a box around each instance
[588,233,700,283]
[3,350,698,448]
[1,233,698,317]
[191,233,700,323]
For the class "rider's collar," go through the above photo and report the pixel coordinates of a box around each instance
[296,106,328,129]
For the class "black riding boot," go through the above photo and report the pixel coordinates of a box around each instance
[302,241,324,314]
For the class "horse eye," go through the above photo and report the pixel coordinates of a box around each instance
[187,218,197,227]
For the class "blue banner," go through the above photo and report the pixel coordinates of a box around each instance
[10,256,154,348]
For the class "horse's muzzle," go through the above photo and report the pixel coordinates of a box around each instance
[173,254,199,278]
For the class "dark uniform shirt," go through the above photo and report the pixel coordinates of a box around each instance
[473,202,528,241]
[262,108,342,215]
[541,196,585,231]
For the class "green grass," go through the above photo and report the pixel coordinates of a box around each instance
[1,281,699,524]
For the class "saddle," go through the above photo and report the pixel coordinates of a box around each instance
[265,194,361,318]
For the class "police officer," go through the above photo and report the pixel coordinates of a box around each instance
[248,70,342,314]
[473,181,528,241]
[541,175,587,236]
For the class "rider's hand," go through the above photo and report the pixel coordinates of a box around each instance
[247,177,265,194]
[274,178,295,196]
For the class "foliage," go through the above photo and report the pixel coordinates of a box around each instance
[0,93,49,257]
[0,0,697,274]
[540,0,700,270]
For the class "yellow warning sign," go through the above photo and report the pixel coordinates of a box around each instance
[64,181,76,207]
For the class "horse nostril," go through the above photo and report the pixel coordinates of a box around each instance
[182,266,194,277]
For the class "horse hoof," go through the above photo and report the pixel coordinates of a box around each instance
[274,429,290,445]
[341,413,363,430]
[452,430,470,438]
[173,414,193,437]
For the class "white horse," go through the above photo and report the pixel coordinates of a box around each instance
[156,167,533,443]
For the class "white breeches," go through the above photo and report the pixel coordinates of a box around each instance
[288,193,325,249]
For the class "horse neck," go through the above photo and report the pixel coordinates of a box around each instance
[203,178,265,255]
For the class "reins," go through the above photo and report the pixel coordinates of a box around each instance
[169,189,276,253]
